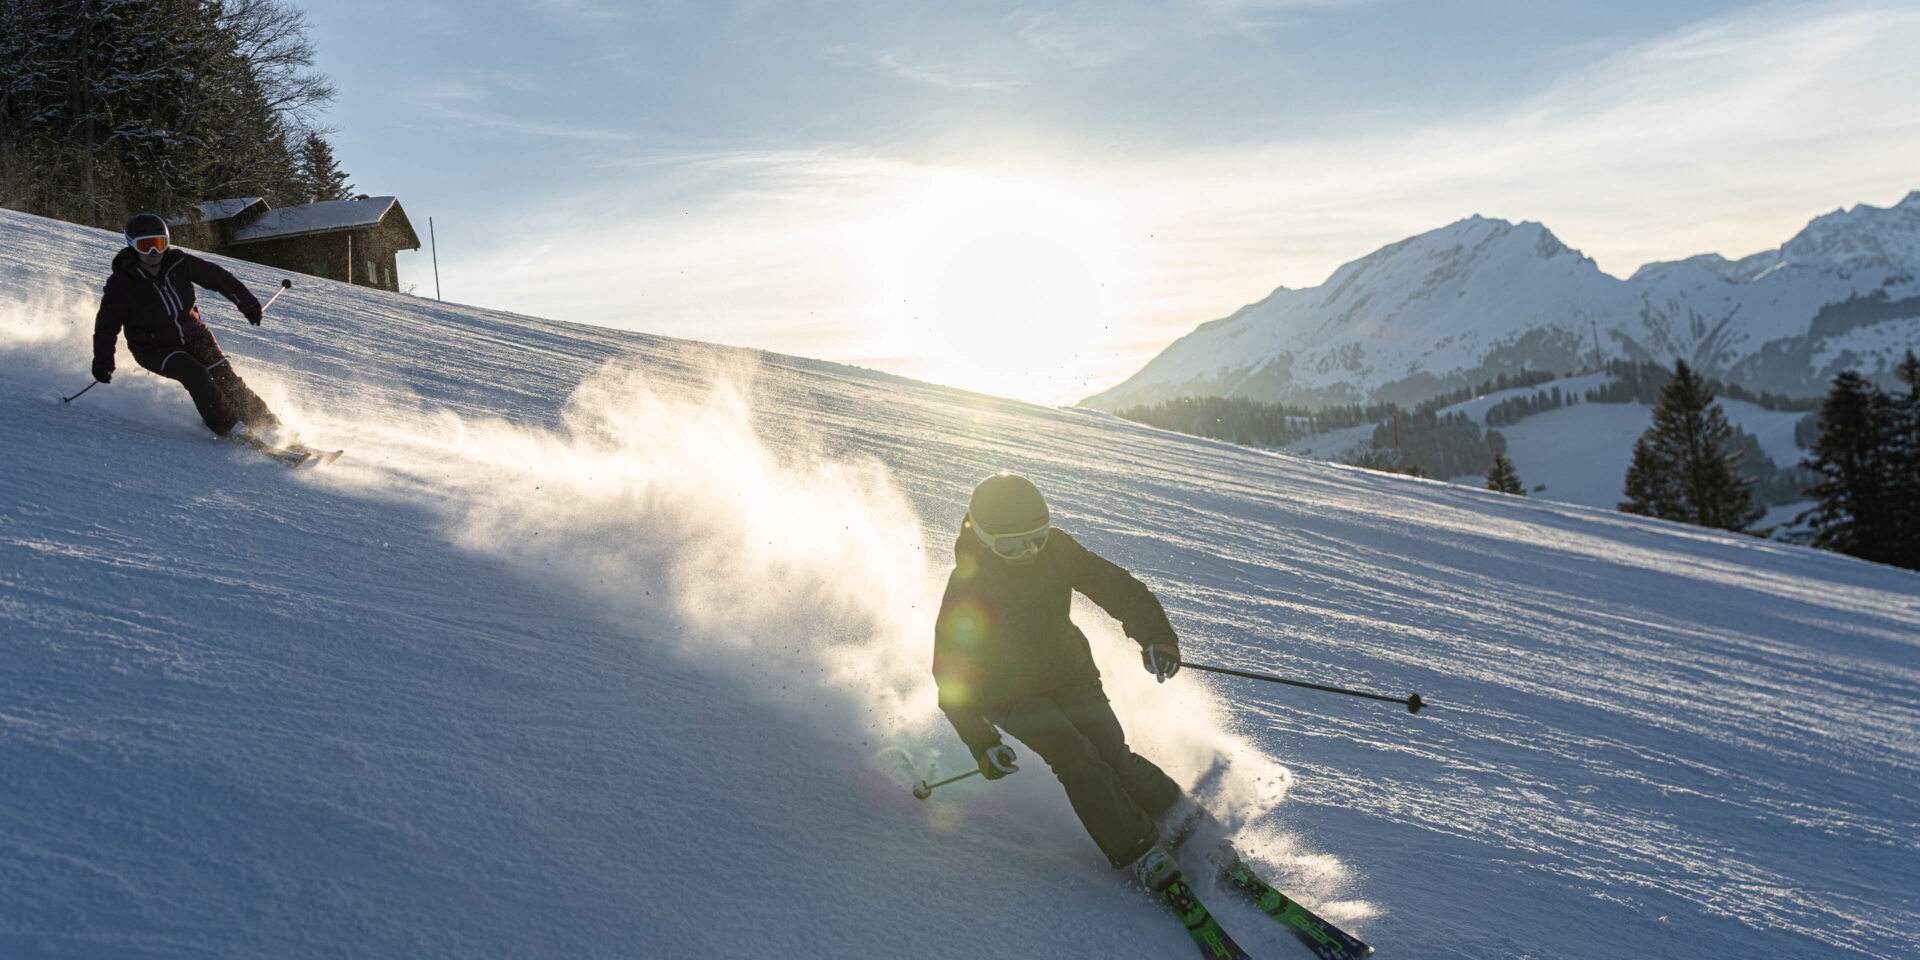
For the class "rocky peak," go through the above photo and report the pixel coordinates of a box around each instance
[1779,190,1920,269]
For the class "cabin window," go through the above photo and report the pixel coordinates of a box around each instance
[311,261,328,279]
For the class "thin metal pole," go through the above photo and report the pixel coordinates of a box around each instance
[430,216,441,301]
[1181,662,1427,713]
[911,769,980,799]
[260,278,293,313]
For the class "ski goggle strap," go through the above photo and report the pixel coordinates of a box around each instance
[974,519,1050,559]
[128,234,168,255]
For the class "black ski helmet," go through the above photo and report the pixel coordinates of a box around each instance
[968,473,1049,536]
[123,212,168,249]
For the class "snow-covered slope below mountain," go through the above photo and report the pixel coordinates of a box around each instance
[1088,191,1920,410]
[3,208,1917,960]
[1274,373,1815,528]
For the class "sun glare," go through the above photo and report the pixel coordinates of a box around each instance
[857,169,1134,402]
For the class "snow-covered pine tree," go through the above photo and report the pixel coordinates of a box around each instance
[1617,360,1763,531]
[0,0,153,224]
[0,0,332,222]
[1485,453,1524,495]
[0,0,69,209]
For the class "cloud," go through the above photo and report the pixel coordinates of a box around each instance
[443,2,1920,403]
[405,77,636,143]
[821,42,1029,91]
[873,53,1028,91]
[535,0,629,25]
[1005,0,1382,66]
[1135,1,1920,277]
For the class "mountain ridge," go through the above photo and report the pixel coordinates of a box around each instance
[1086,191,1920,410]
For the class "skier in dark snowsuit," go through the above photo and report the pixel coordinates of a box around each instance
[933,472,1192,891]
[92,213,283,440]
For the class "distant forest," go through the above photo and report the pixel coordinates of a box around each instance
[0,0,350,228]
[1583,359,1819,412]
[1584,359,1820,506]
[1114,370,1563,477]
[1115,361,1823,503]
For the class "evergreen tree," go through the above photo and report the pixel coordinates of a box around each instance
[1485,453,1524,495]
[1617,360,1763,531]
[0,0,333,221]
[1486,453,1524,493]
[1797,355,1920,570]
[1800,371,1895,562]
[298,130,353,202]
[1885,351,1919,569]
[1619,435,1681,518]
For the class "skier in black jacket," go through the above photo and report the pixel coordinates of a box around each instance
[92,213,283,441]
[933,472,1192,891]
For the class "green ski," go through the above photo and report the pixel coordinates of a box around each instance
[1208,849,1372,960]
[1159,875,1255,960]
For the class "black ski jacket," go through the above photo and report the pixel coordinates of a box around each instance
[932,517,1180,756]
[93,248,261,373]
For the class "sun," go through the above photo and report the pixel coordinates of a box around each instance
[856,168,1133,401]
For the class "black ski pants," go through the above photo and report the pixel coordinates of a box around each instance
[134,327,278,437]
[989,678,1183,869]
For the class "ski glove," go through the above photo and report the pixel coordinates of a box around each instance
[244,306,263,326]
[1143,644,1180,681]
[977,744,1019,780]
[91,360,112,384]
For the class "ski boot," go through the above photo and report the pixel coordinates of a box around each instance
[1129,843,1183,893]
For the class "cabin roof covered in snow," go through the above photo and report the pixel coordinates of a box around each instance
[167,197,267,225]
[230,197,411,244]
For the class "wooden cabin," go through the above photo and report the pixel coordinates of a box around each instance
[167,197,269,251]
[166,196,421,291]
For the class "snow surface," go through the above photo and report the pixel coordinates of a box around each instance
[3,208,1918,960]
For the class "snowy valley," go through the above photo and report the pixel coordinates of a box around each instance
[1267,370,1818,529]
[3,207,1918,960]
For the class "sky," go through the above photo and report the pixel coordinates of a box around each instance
[301,0,1920,404]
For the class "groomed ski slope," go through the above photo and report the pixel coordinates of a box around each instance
[2,207,1916,959]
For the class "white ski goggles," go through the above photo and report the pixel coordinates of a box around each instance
[975,520,1050,560]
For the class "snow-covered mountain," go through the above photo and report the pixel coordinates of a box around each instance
[3,208,1917,960]
[1086,191,1920,410]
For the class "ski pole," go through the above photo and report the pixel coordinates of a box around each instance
[1181,662,1428,714]
[260,278,293,313]
[911,769,980,800]
[68,280,291,406]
